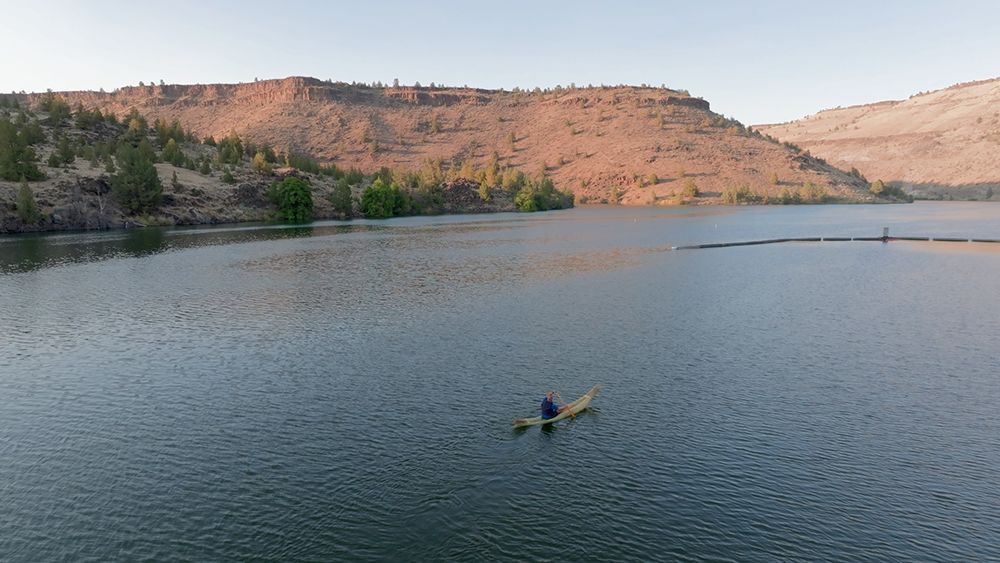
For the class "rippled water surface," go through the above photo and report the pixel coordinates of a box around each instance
[3,203,1000,562]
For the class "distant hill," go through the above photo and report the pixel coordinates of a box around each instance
[756,77,1000,200]
[13,77,872,205]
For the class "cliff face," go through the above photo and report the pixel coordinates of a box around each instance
[756,77,1000,199]
[11,77,871,207]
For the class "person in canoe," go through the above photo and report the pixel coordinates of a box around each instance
[541,391,568,419]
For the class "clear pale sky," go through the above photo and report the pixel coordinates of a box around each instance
[3,0,998,125]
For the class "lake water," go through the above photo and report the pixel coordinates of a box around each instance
[2,203,1000,562]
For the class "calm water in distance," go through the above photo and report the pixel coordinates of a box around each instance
[2,203,1000,562]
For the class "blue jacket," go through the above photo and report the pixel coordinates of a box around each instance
[540,396,559,419]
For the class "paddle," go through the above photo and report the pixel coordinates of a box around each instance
[553,390,575,419]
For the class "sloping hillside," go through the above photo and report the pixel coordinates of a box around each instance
[756,78,1000,199]
[17,77,872,205]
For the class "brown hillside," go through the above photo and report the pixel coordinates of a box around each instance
[21,77,871,204]
[756,77,1000,199]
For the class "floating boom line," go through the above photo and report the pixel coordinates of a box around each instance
[671,228,1000,250]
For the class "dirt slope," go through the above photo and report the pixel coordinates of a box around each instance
[18,77,872,204]
[756,77,1000,199]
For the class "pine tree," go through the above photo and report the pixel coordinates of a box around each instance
[17,177,40,223]
[58,136,75,165]
[161,138,185,166]
[251,152,272,175]
[137,138,158,163]
[332,178,353,216]
[111,144,162,214]
[0,117,44,180]
[200,158,211,175]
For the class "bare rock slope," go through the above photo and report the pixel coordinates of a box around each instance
[756,78,1000,199]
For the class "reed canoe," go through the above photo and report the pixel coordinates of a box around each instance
[513,385,602,428]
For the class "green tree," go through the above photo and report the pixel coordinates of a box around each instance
[161,138,185,166]
[273,177,313,221]
[609,186,620,204]
[222,166,235,183]
[16,177,40,223]
[779,187,792,204]
[39,92,71,126]
[507,131,516,152]
[515,187,538,211]
[137,138,158,163]
[360,178,409,218]
[722,184,754,204]
[216,131,243,165]
[682,178,699,197]
[171,170,181,190]
[768,171,779,185]
[478,180,491,201]
[332,178,353,216]
[345,167,364,185]
[111,144,163,214]
[0,117,44,180]
[802,181,827,202]
[501,167,525,192]
[870,179,885,196]
[74,103,104,130]
[431,114,441,134]
[57,135,75,165]
[251,152,272,175]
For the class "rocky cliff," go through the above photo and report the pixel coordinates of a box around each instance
[756,77,1000,199]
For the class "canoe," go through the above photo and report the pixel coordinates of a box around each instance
[513,385,602,428]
